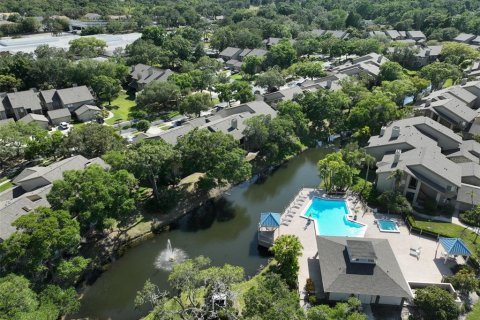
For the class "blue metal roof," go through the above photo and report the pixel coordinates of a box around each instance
[439,237,472,256]
[259,212,281,228]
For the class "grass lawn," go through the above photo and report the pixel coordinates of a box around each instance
[105,91,136,125]
[408,215,479,258]
[443,78,454,88]
[0,180,13,193]
[230,74,243,81]
[467,300,480,320]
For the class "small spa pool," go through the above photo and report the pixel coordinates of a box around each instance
[377,219,400,233]
[303,197,366,237]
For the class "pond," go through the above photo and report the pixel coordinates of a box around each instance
[74,148,327,320]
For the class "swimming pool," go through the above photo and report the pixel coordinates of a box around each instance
[377,219,400,233]
[303,197,366,237]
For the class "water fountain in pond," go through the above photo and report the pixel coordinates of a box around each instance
[154,239,187,271]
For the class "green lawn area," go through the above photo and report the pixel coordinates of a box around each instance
[408,215,479,258]
[230,73,243,81]
[467,300,480,320]
[0,180,13,193]
[443,78,454,88]
[105,91,136,125]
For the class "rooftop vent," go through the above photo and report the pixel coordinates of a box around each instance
[425,99,431,107]
[231,118,238,129]
[391,126,401,139]
[380,126,386,137]
[461,78,467,86]
[394,149,402,163]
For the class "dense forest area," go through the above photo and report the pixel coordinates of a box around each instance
[2,0,480,36]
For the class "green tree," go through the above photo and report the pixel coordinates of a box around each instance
[61,123,125,158]
[0,74,22,91]
[0,208,81,284]
[348,90,401,133]
[20,17,41,33]
[175,129,251,189]
[420,62,462,89]
[307,297,366,320]
[270,235,303,289]
[243,273,305,320]
[47,165,138,231]
[0,274,38,319]
[445,268,479,295]
[55,256,91,287]
[243,114,303,165]
[297,89,350,139]
[40,285,80,316]
[69,37,107,58]
[0,121,48,169]
[91,75,122,105]
[255,67,286,93]
[210,27,234,51]
[461,205,480,242]
[136,119,151,132]
[345,11,363,29]
[231,81,255,103]
[414,286,459,320]
[141,25,165,46]
[318,152,358,192]
[136,81,181,113]
[379,61,404,81]
[104,139,177,203]
[241,55,264,76]
[135,256,244,319]
[441,42,480,66]
[381,79,416,106]
[290,61,326,79]
[266,39,297,69]
[277,100,309,140]
[180,92,213,116]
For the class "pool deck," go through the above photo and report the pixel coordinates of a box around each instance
[278,188,463,303]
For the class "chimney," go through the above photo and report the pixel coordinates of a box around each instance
[326,80,332,89]
[425,99,431,107]
[425,49,431,57]
[377,55,383,63]
[137,73,142,80]
[13,87,17,92]
[380,126,386,137]
[391,126,400,139]
[393,149,402,163]
[231,118,238,129]
[148,68,153,76]
[461,78,467,86]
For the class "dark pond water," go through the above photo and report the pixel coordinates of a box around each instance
[74,148,327,320]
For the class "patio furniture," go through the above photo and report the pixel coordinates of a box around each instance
[410,246,422,259]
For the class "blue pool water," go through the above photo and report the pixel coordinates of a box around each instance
[304,197,366,237]
[377,219,399,232]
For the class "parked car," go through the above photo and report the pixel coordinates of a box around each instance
[59,122,69,130]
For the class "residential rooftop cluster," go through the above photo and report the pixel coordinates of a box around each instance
[0,85,99,128]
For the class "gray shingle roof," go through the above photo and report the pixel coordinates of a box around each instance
[454,33,476,43]
[6,90,42,111]
[219,47,242,58]
[56,86,94,106]
[407,30,426,40]
[317,236,413,298]
[18,113,48,124]
[376,147,462,188]
[246,48,268,58]
[47,108,71,120]
[74,104,100,116]
[13,155,108,185]
[39,89,57,104]
[0,185,52,240]
[130,64,174,84]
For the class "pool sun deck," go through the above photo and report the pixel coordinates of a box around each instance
[276,188,463,304]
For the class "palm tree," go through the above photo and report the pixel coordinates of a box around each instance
[388,169,405,193]
[363,153,376,190]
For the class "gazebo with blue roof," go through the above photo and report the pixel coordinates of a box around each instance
[258,212,281,248]
[437,237,472,264]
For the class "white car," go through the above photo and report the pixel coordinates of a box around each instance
[59,122,69,130]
